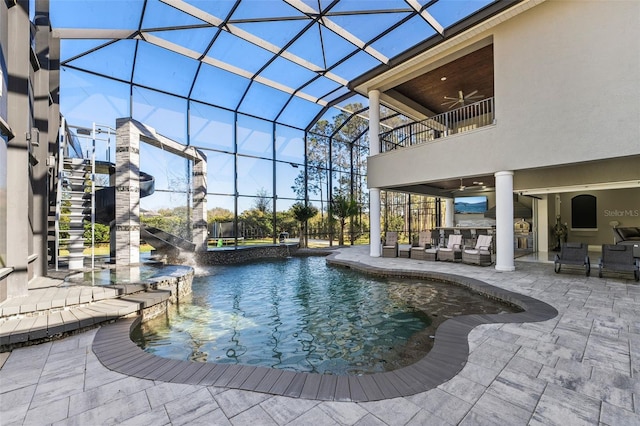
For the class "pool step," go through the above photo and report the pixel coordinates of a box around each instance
[0,290,170,348]
[0,275,172,349]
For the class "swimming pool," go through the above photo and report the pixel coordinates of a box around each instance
[133,256,520,375]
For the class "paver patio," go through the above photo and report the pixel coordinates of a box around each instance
[1,245,638,425]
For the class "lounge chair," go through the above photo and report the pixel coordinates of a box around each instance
[438,234,463,262]
[410,231,432,260]
[462,235,493,266]
[598,244,639,281]
[382,231,399,258]
[553,242,590,276]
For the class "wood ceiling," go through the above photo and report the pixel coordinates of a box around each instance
[385,174,497,198]
[379,44,496,197]
[390,44,494,115]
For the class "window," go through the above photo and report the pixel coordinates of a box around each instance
[571,194,597,229]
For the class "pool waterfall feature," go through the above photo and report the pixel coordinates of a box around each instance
[92,248,558,401]
[112,118,208,266]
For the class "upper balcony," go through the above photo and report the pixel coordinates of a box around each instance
[379,97,494,153]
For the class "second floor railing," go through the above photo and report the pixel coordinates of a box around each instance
[380,97,495,153]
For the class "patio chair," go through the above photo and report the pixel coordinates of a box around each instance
[398,243,412,258]
[462,235,493,266]
[382,231,399,258]
[442,229,455,246]
[598,244,639,281]
[553,242,590,276]
[410,231,432,260]
[438,234,463,262]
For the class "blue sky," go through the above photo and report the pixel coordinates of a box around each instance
[51,0,493,212]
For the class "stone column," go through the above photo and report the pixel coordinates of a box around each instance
[495,171,515,271]
[114,119,140,265]
[192,153,208,251]
[368,89,381,257]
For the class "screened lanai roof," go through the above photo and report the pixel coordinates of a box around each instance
[50,0,520,130]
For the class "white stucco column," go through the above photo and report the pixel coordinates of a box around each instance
[370,189,381,256]
[369,89,380,155]
[368,89,381,257]
[445,198,455,227]
[495,171,515,271]
[536,195,549,254]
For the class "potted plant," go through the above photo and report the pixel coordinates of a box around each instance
[552,215,568,251]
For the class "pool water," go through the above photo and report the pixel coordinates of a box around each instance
[132,256,519,375]
[64,264,163,286]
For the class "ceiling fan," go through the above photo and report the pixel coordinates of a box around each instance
[441,90,484,109]
[450,178,487,193]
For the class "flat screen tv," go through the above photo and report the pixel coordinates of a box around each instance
[454,196,488,214]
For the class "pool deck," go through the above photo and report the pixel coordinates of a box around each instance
[1,245,639,425]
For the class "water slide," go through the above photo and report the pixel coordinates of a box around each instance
[140,226,195,254]
[94,164,195,254]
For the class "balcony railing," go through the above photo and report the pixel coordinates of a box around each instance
[380,97,495,153]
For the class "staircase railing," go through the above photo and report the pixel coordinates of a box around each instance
[380,97,495,152]
[54,120,114,270]
[54,117,66,271]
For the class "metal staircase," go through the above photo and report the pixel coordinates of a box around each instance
[50,117,97,271]
[59,158,91,270]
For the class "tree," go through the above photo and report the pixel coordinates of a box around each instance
[292,120,330,219]
[291,202,318,248]
[239,208,272,239]
[207,207,233,224]
[276,210,298,238]
[330,195,358,246]
[254,188,271,213]
[83,222,110,244]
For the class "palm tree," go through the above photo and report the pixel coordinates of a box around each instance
[330,195,359,246]
[291,202,318,248]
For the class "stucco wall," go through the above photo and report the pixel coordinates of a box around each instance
[368,0,640,189]
[553,187,640,249]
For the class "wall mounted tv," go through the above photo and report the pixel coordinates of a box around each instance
[454,196,488,214]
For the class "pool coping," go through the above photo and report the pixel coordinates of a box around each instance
[91,253,558,402]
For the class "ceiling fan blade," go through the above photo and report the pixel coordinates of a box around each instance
[443,96,459,101]
[465,90,478,99]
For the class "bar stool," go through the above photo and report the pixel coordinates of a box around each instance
[460,229,473,247]
[430,229,441,247]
